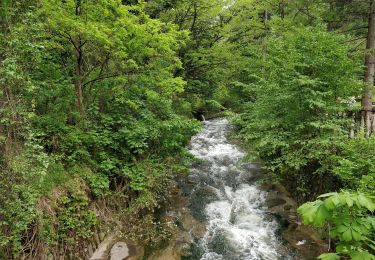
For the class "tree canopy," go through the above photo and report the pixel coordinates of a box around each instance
[0,0,374,259]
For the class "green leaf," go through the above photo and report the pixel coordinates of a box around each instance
[345,197,354,207]
[318,253,340,260]
[358,194,375,212]
[349,251,374,260]
[331,195,340,206]
[336,224,348,233]
[318,192,337,198]
[314,204,330,226]
[351,230,362,241]
[324,197,336,210]
[342,229,352,241]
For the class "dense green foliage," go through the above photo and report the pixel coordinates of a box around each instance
[298,192,375,260]
[235,23,363,198]
[230,1,375,258]
[1,0,375,259]
[0,0,200,258]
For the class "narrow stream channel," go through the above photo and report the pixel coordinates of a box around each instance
[184,118,294,260]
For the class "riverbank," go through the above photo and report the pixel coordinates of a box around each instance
[89,118,327,260]
[148,119,326,260]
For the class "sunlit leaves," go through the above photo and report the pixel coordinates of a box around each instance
[0,0,201,257]
[298,191,375,259]
[236,24,362,179]
[298,200,329,226]
[331,137,375,193]
[318,253,340,260]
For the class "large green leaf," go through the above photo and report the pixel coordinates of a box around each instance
[318,253,340,260]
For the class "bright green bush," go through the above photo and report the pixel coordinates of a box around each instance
[298,191,375,260]
[331,137,375,193]
[0,0,201,258]
[235,24,362,197]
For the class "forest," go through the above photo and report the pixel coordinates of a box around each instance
[0,0,374,259]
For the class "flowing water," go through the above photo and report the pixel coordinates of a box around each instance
[184,118,294,260]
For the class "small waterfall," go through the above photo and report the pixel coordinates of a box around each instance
[186,119,293,260]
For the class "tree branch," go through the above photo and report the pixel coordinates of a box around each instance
[83,73,120,87]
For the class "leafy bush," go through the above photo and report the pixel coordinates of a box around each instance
[0,0,201,258]
[235,24,362,198]
[331,137,375,193]
[298,191,375,260]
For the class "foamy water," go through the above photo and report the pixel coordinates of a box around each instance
[187,119,292,260]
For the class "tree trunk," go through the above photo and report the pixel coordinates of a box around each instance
[264,10,269,24]
[279,0,285,19]
[75,41,85,115]
[74,0,85,115]
[350,112,356,138]
[190,3,198,32]
[361,2,375,137]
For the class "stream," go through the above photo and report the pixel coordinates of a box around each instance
[91,118,324,260]
[183,118,295,260]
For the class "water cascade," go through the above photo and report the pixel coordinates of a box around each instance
[185,119,293,260]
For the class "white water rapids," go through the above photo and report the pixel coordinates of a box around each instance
[186,119,293,260]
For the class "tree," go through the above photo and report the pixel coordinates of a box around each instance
[0,0,200,258]
[362,1,375,136]
[235,23,362,200]
[146,0,238,116]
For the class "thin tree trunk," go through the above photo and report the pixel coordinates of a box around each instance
[350,112,356,138]
[361,2,375,137]
[264,10,269,24]
[279,0,285,19]
[74,0,85,115]
[75,41,85,115]
[190,3,198,32]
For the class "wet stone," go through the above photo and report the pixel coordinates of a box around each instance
[189,186,220,221]
[209,230,238,258]
[110,242,129,260]
[266,198,287,208]
[284,205,292,211]
[221,169,241,187]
